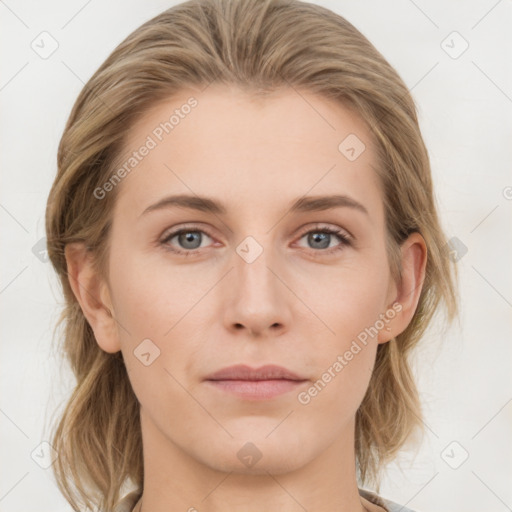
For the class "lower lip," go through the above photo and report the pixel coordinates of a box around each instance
[205,379,307,400]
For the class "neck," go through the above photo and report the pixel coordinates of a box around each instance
[135,408,369,512]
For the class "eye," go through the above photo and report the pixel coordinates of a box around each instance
[160,224,352,256]
[295,225,352,255]
[160,227,214,255]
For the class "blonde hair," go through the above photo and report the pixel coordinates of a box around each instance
[45,0,458,510]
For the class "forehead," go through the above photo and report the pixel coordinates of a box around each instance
[113,84,383,221]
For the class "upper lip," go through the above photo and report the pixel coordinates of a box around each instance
[205,364,306,381]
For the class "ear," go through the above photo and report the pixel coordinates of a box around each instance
[64,242,121,353]
[378,232,427,344]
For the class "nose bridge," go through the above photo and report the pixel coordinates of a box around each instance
[225,232,290,333]
[234,233,278,300]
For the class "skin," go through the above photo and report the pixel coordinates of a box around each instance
[66,84,427,512]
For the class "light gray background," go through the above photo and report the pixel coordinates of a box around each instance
[1,1,511,511]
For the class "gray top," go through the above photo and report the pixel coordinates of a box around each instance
[359,488,416,512]
[114,489,416,512]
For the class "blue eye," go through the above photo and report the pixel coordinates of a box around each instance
[160,225,352,256]
[297,227,352,253]
[161,229,213,255]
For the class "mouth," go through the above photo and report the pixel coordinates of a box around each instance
[204,364,308,400]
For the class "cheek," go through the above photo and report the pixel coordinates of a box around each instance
[108,248,189,338]
[298,255,390,402]
[107,249,210,391]
[107,256,195,405]
[310,256,391,343]
[297,273,386,418]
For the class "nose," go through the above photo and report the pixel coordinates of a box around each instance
[223,242,292,338]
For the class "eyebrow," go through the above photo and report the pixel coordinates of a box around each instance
[140,193,369,217]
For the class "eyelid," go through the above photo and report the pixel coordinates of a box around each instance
[160,222,213,238]
[295,222,352,241]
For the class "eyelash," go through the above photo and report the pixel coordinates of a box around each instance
[159,224,352,257]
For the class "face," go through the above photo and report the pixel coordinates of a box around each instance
[99,85,400,475]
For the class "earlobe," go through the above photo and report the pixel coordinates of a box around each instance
[378,232,427,344]
[64,242,121,353]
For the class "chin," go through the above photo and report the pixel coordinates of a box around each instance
[195,435,312,476]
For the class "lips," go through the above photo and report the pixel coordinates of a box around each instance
[204,364,308,400]
[205,364,306,382]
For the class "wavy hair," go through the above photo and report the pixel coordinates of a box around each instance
[45,0,459,510]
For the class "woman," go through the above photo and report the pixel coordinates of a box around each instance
[45,0,458,511]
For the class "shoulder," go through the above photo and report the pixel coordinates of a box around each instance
[359,487,417,512]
